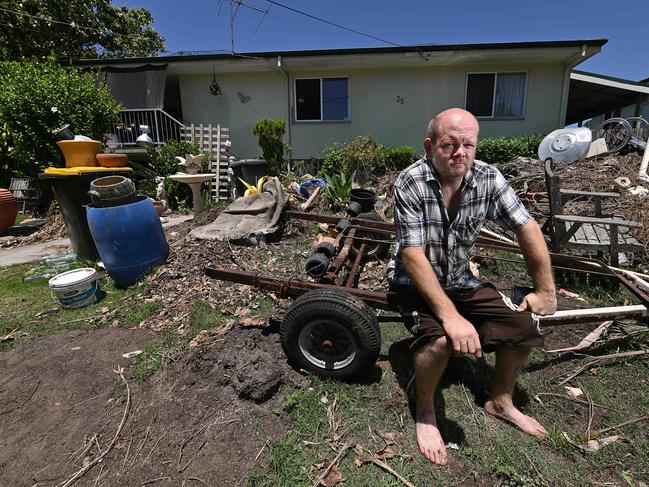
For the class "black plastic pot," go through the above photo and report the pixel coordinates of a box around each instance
[230,159,269,198]
[349,188,376,213]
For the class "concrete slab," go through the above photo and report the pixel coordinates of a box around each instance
[0,213,194,268]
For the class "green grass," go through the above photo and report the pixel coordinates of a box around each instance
[0,262,160,351]
[247,321,649,486]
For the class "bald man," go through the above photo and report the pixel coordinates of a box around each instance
[390,108,556,465]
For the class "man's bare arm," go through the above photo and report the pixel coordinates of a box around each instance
[401,246,482,357]
[513,219,557,315]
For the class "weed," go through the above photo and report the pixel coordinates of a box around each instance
[246,435,308,487]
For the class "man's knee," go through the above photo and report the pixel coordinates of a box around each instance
[420,336,452,358]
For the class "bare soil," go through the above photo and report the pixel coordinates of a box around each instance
[0,323,309,486]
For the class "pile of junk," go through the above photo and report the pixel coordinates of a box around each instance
[38,125,169,308]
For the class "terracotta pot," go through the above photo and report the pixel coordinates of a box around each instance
[96,153,128,168]
[0,188,18,234]
[56,140,101,167]
[149,198,165,216]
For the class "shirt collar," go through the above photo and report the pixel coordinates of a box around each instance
[422,158,478,189]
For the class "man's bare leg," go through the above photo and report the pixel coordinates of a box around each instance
[414,336,452,465]
[484,346,548,439]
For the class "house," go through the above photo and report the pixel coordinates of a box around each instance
[79,39,607,160]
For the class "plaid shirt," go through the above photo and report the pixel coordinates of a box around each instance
[391,158,531,291]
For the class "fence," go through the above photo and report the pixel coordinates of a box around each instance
[181,124,231,201]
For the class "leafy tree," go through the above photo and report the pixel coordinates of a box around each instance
[0,58,121,187]
[0,0,165,61]
[252,118,286,176]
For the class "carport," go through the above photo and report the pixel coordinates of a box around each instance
[566,70,649,126]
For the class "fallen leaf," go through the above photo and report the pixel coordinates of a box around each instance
[82,455,92,467]
[564,386,583,398]
[580,435,620,453]
[446,442,460,450]
[318,463,343,486]
[241,317,267,326]
[354,457,362,467]
[373,446,395,460]
[320,396,329,404]
[100,306,110,314]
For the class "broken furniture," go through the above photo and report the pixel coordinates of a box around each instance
[205,210,649,381]
[543,159,643,266]
[9,177,38,213]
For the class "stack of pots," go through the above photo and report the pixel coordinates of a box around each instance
[86,176,168,288]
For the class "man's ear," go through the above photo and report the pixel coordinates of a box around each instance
[424,138,433,159]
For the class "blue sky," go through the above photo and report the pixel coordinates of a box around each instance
[121,0,648,81]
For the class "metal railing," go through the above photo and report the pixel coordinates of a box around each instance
[107,108,184,148]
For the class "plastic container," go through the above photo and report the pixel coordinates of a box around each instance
[56,140,101,168]
[49,268,102,308]
[230,159,269,198]
[86,196,169,288]
[349,188,377,213]
[88,176,136,207]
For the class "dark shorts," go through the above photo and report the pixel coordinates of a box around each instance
[390,282,544,353]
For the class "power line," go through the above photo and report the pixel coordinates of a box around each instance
[262,0,404,48]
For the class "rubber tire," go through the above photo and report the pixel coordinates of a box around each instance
[280,289,381,380]
[350,213,390,259]
[335,218,351,234]
[316,241,337,259]
[346,201,363,217]
[305,252,330,278]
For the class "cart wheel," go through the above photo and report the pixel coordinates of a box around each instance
[315,241,337,259]
[280,289,381,380]
[627,116,649,141]
[305,252,330,278]
[346,201,363,217]
[350,213,391,259]
[595,118,632,153]
[335,218,351,234]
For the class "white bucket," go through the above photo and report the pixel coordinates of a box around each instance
[49,268,102,308]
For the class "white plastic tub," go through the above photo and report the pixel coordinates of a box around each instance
[48,268,102,308]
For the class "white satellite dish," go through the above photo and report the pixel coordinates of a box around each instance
[538,127,592,163]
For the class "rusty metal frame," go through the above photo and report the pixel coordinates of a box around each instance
[205,211,649,325]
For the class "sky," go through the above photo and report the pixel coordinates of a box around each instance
[120,0,649,82]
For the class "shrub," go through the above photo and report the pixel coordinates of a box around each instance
[252,118,285,176]
[476,135,544,164]
[386,145,417,170]
[0,58,121,188]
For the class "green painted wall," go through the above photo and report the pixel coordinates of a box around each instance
[179,62,566,160]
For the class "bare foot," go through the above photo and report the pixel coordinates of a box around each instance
[416,412,448,465]
[484,399,548,439]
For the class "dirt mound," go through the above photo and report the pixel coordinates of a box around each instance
[0,324,310,486]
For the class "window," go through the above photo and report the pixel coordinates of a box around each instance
[465,72,526,118]
[295,77,349,121]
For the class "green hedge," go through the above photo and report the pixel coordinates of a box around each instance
[476,135,544,164]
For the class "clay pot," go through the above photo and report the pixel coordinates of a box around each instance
[150,198,165,216]
[88,176,137,207]
[96,153,128,168]
[56,140,101,167]
[0,188,18,234]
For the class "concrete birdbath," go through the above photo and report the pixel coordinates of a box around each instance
[168,154,214,215]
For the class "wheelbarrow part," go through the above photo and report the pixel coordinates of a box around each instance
[350,213,391,260]
[335,218,351,234]
[305,252,330,278]
[280,288,380,380]
[315,241,337,258]
[346,201,362,217]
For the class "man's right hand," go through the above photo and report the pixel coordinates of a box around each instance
[441,315,482,358]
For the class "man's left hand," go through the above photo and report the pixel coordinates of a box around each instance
[516,290,557,315]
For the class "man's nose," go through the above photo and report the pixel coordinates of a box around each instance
[453,145,466,158]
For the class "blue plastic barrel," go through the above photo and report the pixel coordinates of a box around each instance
[87,196,169,288]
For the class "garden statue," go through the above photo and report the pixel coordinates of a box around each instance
[175,153,204,175]
[155,176,170,214]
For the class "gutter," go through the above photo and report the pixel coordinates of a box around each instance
[277,55,293,169]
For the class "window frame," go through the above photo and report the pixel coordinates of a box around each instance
[293,76,351,123]
[464,71,528,120]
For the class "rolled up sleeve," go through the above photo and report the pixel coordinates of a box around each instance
[488,168,531,231]
[393,181,425,247]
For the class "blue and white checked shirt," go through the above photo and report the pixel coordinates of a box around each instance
[391,158,531,291]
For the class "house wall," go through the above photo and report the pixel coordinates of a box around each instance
[179,62,566,160]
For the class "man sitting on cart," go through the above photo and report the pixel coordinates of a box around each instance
[391,108,557,465]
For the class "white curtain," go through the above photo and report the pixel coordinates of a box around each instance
[494,73,526,117]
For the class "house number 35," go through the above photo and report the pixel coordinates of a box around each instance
[395,96,405,104]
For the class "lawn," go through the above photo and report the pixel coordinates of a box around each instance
[1,245,648,486]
